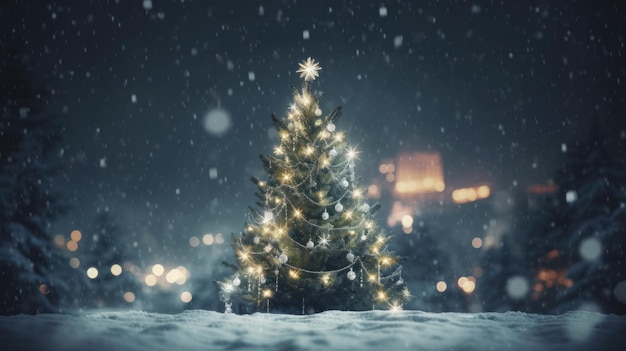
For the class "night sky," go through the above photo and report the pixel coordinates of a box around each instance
[2,1,625,265]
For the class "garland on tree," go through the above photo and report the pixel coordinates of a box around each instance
[219,58,411,314]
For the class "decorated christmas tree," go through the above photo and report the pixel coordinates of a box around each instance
[219,58,411,314]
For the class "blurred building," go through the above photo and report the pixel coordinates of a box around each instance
[393,152,446,197]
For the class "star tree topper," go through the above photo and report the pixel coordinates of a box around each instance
[296,57,322,81]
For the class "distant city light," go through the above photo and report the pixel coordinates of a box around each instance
[452,185,490,204]
[189,236,200,247]
[203,234,214,245]
[180,291,192,303]
[69,257,80,269]
[166,269,181,284]
[483,235,496,248]
[66,240,78,252]
[123,291,136,303]
[38,284,50,295]
[54,234,65,247]
[401,215,414,229]
[457,276,476,294]
[387,201,415,228]
[215,233,225,244]
[393,152,445,195]
[367,184,380,199]
[436,281,447,292]
[86,267,99,279]
[110,264,123,276]
[145,274,157,287]
[70,230,82,242]
[472,237,483,249]
[152,264,165,276]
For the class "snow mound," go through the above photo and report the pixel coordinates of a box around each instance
[1,310,625,351]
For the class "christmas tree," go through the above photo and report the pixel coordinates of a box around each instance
[219,58,411,314]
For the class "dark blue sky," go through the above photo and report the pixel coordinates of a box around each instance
[2,0,624,263]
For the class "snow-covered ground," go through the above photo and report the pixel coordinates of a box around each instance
[1,309,625,351]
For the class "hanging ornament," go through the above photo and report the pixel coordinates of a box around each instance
[322,209,329,220]
[346,251,355,263]
[253,236,260,244]
[360,232,368,241]
[329,147,338,158]
[306,238,315,249]
[361,203,370,213]
[233,275,241,287]
[278,252,288,264]
[326,122,336,132]
[288,122,294,130]
[315,108,322,116]
[396,277,404,286]
[347,268,356,281]
[264,244,273,253]
[340,178,349,188]
[334,202,343,212]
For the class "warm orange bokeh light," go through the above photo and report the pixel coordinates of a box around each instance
[70,230,82,242]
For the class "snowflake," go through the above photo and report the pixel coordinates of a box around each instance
[296,57,322,81]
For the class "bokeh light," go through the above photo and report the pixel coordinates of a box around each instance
[189,236,200,247]
[457,276,476,294]
[202,234,214,245]
[472,237,483,249]
[110,264,123,276]
[579,237,602,261]
[436,281,447,292]
[123,292,136,303]
[180,291,192,303]
[166,269,181,284]
[215,233,225,244]
[70,230,82,242]
[152,264,165,276]
[203,108,232,136]
[506,276,529,299]
[38,284,50,295]
[66,240,78,252]
[145,274,157,287]
[86,267,99,279]
[69,257,80,269]
[54,234,65,247]
[401,215,414,229]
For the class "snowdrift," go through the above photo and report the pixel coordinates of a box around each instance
[1,309,625,351]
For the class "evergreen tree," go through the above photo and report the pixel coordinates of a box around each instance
[219,58,411,314]
[556,125,626,314]
[79,209,142,309]
[0,43,76,314]
[390,221,459,311]
[477,233,528,312]
[502,124,626,314]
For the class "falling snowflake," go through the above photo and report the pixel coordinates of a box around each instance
[296,57,322,81]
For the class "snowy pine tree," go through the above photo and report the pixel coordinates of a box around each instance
[219,58,411,314]
[78,209,142,309]
[556,125,626,314]
[0,43,77,314]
